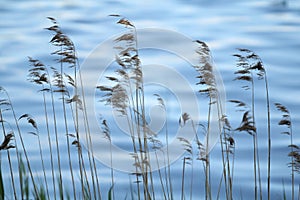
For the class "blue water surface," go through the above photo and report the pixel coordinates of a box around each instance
[0,0,300,199]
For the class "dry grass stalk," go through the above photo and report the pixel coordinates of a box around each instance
[275,103,300,200]
[0,110,17,199]
[18,114,50,199]
[233,48,268,200]
[0,87,39,198]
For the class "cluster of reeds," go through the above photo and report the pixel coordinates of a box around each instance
[0,17,103,200]
[231,49,268,200]
[274,103,300,200]
[0,16,299,200]
[97,15,172,199]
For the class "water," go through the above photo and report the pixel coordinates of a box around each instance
[1,0,300,199]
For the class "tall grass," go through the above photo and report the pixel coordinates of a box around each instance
[98,15,156,199]
[275,103,300,200]
[232,49,266,200]
[0,109,17,199]
[0,16,299,200]
[18,114,50,199]
[0,87,39,198]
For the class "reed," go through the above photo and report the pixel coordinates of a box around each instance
[0,159,4,200]
[47,17,103,199]
[0,109,17,199]
[100,118,115,200]
[219,115,234,200]
[194,39,225,200]
[0,87,39,198]
[275,103,300,200]
[232,49,262,200]
[154,94,172,200]
[98,15,155,199]
[247,51,271,200]
[18,114,50,199]
[18,153,29,200]
[27,57,57,199]
[178,115,193,200]
[47,18,77,199]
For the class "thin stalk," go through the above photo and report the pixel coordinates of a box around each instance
[119,100,140,200]
[155,150,167,200]
[126,74,141,199]
[297,185,299,200]
[109,141,115,200]
[135,74,150,198]
[0,109,17,200]
[102,120,115,200]
[79,147,92,199]
[250,74,258,200]
[162,154,170,200]
[250,71,262,200]
[36,127,50,200]
[5,91,39,198]
[215,96,228,200]
[59,60,77,200]
[1,91,22,199]
[282,106,295,200]
[290,121,294,200]
[71,53,86,199]
[76,68,96,200]
[129,175,135,200]
[225,136,232,200]
[227,135,234,200]
[181,157,186,200]
[78,69,102,199]
[140,91,155,200]
[81,100,97,199]
[76,137,85,198]
[134,88,146,199]
[256,134,262,200]
[65,71,86,198]
[41,83,57,200]
[225,131,235,200]
[253,135,257,200]
[282,179,287,200]
[165,120,173,200]
[213,85,229,200]
[48,71,63,199]
[205,97,212,200]
[134,25,151,199]
[265,71,271,200]
[128,125,141,200]
[216,173,223,200]
[219,131,228,200]
[189,158,194,200]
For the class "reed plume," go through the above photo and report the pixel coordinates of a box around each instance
[0,87,39,198]
[275,103,300,200]
[18,114,50,199]
[27,57,57,199]
[178,113,194,200]
[194,39,224,200]
[0,109,17,199]
[46,17,101,199]
[98,15,153,199]
[233,48,268,200]
[100,118,115,200]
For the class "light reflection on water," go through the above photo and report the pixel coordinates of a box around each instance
[0,0,300,199]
